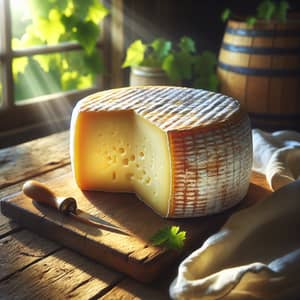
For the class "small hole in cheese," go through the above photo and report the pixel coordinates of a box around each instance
[119,147,125,154]
[126,173,133,180]
[130,154,135,161]
[139,151,144,158]
[112,171,116,180]
[145,176,151,184]
[123,158,129,166]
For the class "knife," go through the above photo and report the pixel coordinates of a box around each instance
[22,180,130,236]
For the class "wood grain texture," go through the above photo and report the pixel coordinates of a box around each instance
[0,131,70,189]
[1,171,271,283]
[0,248,123,300]
[0,128,273,298]
[0,230,60,281]
[218,19,300,131]
[0,134,70,238]
[0,164,72,238]
[0,214,18,238]
[246,76,269,113]
[99,278,168,300]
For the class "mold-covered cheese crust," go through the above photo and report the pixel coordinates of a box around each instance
[70,86,252,218]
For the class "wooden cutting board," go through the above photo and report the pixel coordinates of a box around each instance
[1,172,271,283]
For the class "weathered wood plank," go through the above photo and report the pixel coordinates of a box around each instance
[0,164,72,200]
[99,278,168,300]
[0,214,18,238]
[0,165,72,237]
[0,230,60,281]
[1,173,165,282]
[0,248,123,300]
[1,171,271,283]
[0,131,70,189]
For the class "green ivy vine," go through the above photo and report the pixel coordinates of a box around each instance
[11,0,109,101]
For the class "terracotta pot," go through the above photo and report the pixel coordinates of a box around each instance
[217,17,300,131]
[129,66,170,86]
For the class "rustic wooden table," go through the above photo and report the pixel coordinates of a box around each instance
[0,130,271,300]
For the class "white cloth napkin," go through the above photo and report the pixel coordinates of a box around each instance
[252,129,300,191]
[169,130,300,300]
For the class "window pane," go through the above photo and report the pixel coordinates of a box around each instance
[10,0,107,49]
[13,49,103,102]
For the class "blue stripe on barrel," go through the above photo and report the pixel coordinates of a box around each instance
[218,61,300,77]
[222,43,300,55]
[226,27,300,37]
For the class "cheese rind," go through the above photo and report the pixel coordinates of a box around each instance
[70,86,252,218]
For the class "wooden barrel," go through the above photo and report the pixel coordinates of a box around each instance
[130,66,170,86]
[218,18,300,131]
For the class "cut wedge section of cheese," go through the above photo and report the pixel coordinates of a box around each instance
[70,86,252,218]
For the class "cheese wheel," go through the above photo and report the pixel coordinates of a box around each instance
[70,86,252,218]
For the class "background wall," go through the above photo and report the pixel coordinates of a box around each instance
[123,0,300,55]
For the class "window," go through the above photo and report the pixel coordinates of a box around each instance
[0,0,117,147]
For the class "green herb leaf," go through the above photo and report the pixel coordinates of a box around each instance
[122,40,147,68]
[162,52,193,82]
[246,16,257,26]
[221,8,231,22]
[141,55,159,67]
[193,51,218,91]
[150,226,186,250]
[179,36,196,54]
[151,38,172,62]
[257,0,276,21]
[83,50,104,74]
[61,14,78,32]
[35,9,65,44]
[61,71,80,90]
[274,0,290,22]
[13,57,29,78]
[33,54,54,72]
[87,0,110,24]
[162,53,181,82]
[193,73,219,92]
[73,0,94,20]
[175,51,194,80]
[193,51,217,76]
[73,20,99,54]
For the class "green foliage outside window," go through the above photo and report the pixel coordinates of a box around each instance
[11,0,109,101]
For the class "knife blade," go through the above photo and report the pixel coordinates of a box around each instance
[22,180,130,236]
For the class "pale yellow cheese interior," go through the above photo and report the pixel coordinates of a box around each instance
[72,110,171,216]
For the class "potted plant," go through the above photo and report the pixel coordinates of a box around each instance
[218,0,300,131]
[122,36,219,92]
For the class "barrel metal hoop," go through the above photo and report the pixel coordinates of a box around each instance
[222,43,300,55]
[226,27,300,37]
[218,61,300,77]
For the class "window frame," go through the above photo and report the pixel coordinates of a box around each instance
[0,0,123,145]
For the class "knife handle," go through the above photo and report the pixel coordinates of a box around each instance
[22,180,77,214]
